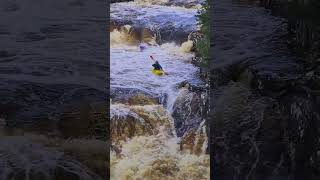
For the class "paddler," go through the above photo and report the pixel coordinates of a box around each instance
[139,43,147,52]
[150,56,163,70]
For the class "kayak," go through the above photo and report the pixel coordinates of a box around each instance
[151,69,165,76]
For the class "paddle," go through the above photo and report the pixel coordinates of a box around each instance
[149,55,169,75]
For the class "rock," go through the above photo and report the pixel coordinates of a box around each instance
[111,87,160,104]
[127,94,158,105]
[111,3,198,44]
[110,104,173,145]
[172,87,206,137]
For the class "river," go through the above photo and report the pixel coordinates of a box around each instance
[110,0,210,179]
[0,0,108,179]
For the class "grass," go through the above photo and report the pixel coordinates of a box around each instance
[195,1,210,68]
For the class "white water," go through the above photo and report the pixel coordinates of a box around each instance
[110,0,204,148]
[110,130,209,180]
[111,2,200,34]
[111,41,200,110]
[110,1,209,179]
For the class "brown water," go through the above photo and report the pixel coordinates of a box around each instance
[110,0,210,179]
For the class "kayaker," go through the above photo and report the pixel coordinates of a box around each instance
[150,56,162,70]
[152,61,163,70]
[149,55,168,75]
[139,43,147,52]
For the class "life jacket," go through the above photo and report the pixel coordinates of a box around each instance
[152,63,162,70]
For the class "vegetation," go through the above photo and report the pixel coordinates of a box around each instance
[195,1,210,68]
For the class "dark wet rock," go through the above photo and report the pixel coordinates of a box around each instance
[189,31,203,51]
[176,80,207,92]
[172,84,208,137]
[111,87,160,104]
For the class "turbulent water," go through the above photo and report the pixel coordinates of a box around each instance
[0,0,107,179]
[110,0,209,179]
[111,42,199,110]
[0,0,107,126]
[209,0,320,179]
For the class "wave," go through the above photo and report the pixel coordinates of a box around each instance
[110,130,209,180]
[110,25,157,47]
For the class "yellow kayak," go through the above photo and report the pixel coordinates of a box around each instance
[151,69,165,76]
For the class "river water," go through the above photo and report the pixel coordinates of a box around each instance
[110,0,210,179]
[210,0,316,180]
[0,0,108,179]
[0,0,107,126]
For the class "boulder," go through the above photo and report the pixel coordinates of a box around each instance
[172,86,207,137]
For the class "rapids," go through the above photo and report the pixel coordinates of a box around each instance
[110,0,209,179]
[110,1,201,44]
